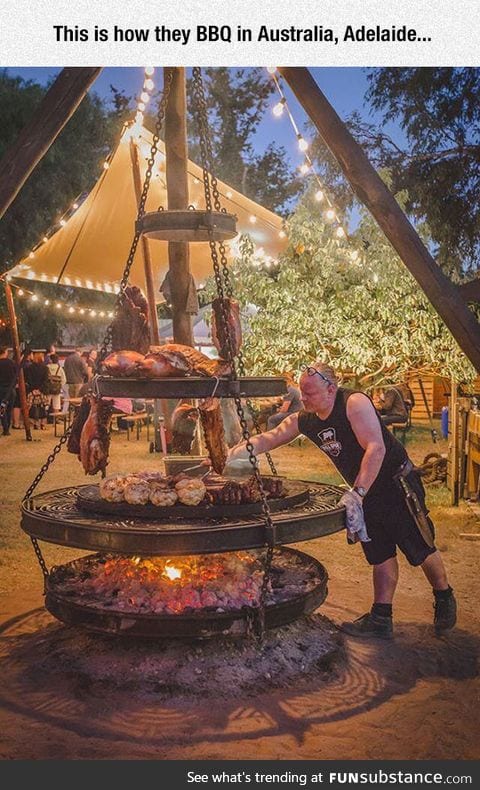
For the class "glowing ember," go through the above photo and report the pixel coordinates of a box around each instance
[164,564,182,581]
[57,552,267,615]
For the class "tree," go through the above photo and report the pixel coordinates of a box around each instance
[187,68,302,214]
[219,187,476,386]
[358,68,480,276]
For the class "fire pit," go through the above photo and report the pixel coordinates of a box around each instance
[45,548,328,638]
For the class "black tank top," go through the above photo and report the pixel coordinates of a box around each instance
[297,388,407,489]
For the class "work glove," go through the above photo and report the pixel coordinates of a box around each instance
[339,490,371,544]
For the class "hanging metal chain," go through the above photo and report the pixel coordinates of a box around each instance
[191,67,276,640]
[22,75,175,583]
[96,71,174,369]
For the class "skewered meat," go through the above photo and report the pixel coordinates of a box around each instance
[101,350,145,377]
[211,297,242,358]
[149,344,231,378]
[111,286,150,354]
[198,397,228,474]
[79,395,113,476]
[171,400,199,454]
[124,479,150,505]
[67,396,91,456]
[149,485,178,507]
[175,477,207,506]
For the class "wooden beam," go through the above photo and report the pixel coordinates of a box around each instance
[0,68,101,220]
[279,67,480,373]
[164,66,194,347]
[458,278,480,303]
[4,280,32,441]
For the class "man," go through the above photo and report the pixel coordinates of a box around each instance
[63,349,89,398]
[226,361,456,640]
[0,346,16,436]
[374,384,408,426]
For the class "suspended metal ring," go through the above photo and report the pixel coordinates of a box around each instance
[137,209,237,242]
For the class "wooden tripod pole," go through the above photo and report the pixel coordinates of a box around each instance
[278,67,480,374]
[164,66,194,347]
[0,68,101,221]
[4,280,32,441]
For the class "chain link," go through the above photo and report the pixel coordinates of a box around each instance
[23,75,174,581]
[96,71,174,370]
[192,67,276,640]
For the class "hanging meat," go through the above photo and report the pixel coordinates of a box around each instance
[145,344,231,378]
[67,396,91,456]
[211,297,242,358]
[78,395,114,476]
[110,286,150,354]
[101,350,145,377]
[198,397,228,474]
[171,400,199,455]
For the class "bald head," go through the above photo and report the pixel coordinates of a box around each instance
[299,361,338,415]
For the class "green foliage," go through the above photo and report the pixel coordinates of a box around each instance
[361,68,480,275]
[187,68,302,214]
[220,189,476,385]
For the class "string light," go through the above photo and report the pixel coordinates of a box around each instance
[266,67,277,74]
[300,163,310,175]
[44,299,50,306]
[72,202,79,210]
[60,219,66,227]
[68,306,75,313]
[145,67,155,76]
[31,294,38,302]
[315,190,325,202]
[137,102,145,112]
[29,252,35,259]
[279,230,286,239]
[249,215,257,224]
[325,208,336,222]
[336,227,346,238]
[43,236,48,243]
[273,98,286,117]
[140,91,150,103]
[143,78,154,91]
[103,161,110,170]
[297,135,308,153]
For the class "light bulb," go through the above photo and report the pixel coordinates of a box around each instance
[315,190,324,202]
[140,91,150,103]
[44,299,50,306]
[249,215,257,224]
[18,289,24,296]
[72,202,79,210]
[60,219,66,226]
[80,308,85,315]
[300,163,310,175]
[145,67,155,76]
[103,161,110,170]
[298,136,309,152]
[336,227,346,238]
[144,78,154,91]
[99,311,105,317]
[325,208,336,222]
[31,294,38,302]
[56,302,62,309]
[68,306,75,313]
[29,252,35,259]
[266,67,277,75]
[91,310,97,317]
[137,101,145,112]
[43,236,48,243]
[279,230,286,239]
[273,101,285,117]
[108,311,114,318]
[226,190,233,199]
[135,111,144,124]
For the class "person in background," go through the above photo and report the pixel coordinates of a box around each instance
[11,346,33,429]
[0,346,16,436]
[25,351,50,430]
[87,348,98,379]
[267,372,302,430]
[374,385,408,426]
[46,353,67,414]
[44,344,56,365]
[64,348,89,397]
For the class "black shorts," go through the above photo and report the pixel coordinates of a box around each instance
[361,470,436,566]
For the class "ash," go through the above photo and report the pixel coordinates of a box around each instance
[26,614,343,698]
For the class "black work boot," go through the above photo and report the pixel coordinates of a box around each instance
[340,611,394,640]
[433,588,457,635]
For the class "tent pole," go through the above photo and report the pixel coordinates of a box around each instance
[278,67,480,374]
[164,66,194,347]
[4,280,32,441]
[129,139,161,345]
[0,68,101,221]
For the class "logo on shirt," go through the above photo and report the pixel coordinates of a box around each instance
[317,427,342,457]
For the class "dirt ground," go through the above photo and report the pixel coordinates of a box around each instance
[0,423,479,760]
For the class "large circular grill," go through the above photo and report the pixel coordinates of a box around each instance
[44,548,328,639]
[21,480,344,556]
[21,68,346,640]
